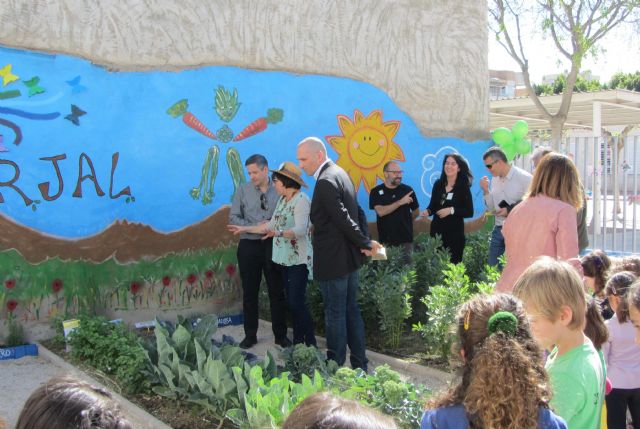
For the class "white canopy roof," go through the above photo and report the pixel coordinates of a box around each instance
[490,89,640,134]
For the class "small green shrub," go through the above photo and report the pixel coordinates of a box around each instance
[328,365,430,428]
[412,263,494,361]
[4,319,26,347]
[409,234,450,324]
[462,231,491,283]
[280,344,338,382]
[67,315,150,394]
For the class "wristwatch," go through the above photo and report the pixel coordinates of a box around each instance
[450,207,455,215]
[277,229,284,237]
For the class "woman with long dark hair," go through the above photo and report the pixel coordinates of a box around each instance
[422,153,474,263]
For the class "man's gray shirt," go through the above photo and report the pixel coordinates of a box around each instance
[229,180,279,240]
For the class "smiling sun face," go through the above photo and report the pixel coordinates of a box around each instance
[326,110,404,192]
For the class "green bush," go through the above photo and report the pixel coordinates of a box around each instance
[412,263,494,361]
[462,231,491,283]
[409,234,450,324]
[67,315,151,394]
[280,344,338,382]
[4,319,26,347]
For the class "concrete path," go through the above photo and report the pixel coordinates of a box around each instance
[0,320,452,428]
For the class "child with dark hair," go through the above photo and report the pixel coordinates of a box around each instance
[604,272,640,429]
[15,376,133,429]
[421,293,566,429]
[514,257,605,429]
[581,249,613,319]
[282,391,398,429]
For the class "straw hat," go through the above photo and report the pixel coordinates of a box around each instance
[271,161,308,188]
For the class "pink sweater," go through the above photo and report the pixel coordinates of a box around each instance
[496,195,579,293]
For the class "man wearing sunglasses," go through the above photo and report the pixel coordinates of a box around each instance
[229,154,290,349]
[479,147,532,267]
[369,161,419,263]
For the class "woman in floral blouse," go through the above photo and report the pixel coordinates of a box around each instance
[228,162,316,346]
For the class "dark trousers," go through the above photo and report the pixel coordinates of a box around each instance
[278,264,316,346]
[237,239,287,339]
[606,387,640,429]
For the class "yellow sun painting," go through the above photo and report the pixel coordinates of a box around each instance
[326,109,405,192]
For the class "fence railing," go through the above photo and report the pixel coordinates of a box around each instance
[512,134,640,255]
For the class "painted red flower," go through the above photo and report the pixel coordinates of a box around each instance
[162,276,171,286]
[205,270,215,280]
[187,273,197,284]
[6,299,18,312]
[51,278,63,293]
[290,239,297,246]
[130,281,141,295]
[4,278,16,289]
[225,263,237,276]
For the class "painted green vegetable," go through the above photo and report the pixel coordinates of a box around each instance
[226,147,246,201]
[214,86,241,123]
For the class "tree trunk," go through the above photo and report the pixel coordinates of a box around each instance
[549,117,565,151]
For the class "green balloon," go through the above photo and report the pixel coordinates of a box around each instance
[512,120,529,140]
[515,138,532,155]
[492,127,513,147]
[503,144,517,161]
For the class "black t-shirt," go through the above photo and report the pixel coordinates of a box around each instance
[369,183,419,245]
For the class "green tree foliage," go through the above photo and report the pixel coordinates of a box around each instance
[534,72,603,96]
[609,71,640,91]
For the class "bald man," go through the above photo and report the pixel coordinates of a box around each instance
[297,137,380,371]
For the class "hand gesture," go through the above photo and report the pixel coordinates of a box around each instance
[436,207,453,218]
[398,191,414,206]
[494,207,508,217]
[419,208,430,218]
[480,176,490,193]
[261,229,276,240]
[227,225,245,235]
[361,240,382,256]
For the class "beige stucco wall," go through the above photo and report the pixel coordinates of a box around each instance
[0,0,488,139]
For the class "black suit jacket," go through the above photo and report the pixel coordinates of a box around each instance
[310,161,371,281]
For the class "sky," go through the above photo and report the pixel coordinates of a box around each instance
[488,22,640,84]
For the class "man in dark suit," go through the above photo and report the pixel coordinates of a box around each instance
[296,137,380,371]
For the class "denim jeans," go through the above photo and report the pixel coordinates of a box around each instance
[488,225,505,268]
[319,270,368,371]
[278,264,316,346]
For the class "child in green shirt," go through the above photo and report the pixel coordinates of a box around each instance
[514,257,605,429]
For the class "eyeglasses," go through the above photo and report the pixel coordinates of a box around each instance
[385,170,403,175]
[260,193,268,211]
[485,160,498,169]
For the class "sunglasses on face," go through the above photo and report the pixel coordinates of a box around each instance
[260,193,268,211]
[485,160,498,169]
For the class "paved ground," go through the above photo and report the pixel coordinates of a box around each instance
[0,320,451,428]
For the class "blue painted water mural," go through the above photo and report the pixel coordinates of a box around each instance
[0,46,490,238]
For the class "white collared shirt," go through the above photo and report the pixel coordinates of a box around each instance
[312,159,332,181]
[484,165,532,226]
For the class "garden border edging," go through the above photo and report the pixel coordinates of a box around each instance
[36,342,173,429]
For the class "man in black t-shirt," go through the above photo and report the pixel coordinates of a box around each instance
[369,161,419,262]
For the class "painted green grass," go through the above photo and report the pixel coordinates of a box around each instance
[0,245,241,321]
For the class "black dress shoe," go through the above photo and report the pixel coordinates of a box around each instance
[239,336,257,349]
[275,336,292,348]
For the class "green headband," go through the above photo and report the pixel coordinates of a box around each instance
[487,311,518,337]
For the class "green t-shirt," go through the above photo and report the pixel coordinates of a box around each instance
[546,340,604,429]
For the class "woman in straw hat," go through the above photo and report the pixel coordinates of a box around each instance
[228,162,316,346]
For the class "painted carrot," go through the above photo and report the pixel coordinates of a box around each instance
[232,108,283,141]
[167,99,217,140]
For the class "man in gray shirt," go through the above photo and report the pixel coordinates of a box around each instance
[229,154,290,349]
[480,147,532,267]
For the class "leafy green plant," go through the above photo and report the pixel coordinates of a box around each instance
[67,315,150,394]
[409,234,451,324]
[280,344,338,382]
[328,365,430,428]
[461,231,491,283]
[4,319,26,347]
[412,263,494,361]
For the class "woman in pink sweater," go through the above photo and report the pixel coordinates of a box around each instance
[496,153,582,292]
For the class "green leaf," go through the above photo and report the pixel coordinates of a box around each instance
[152,386,177,399]
[225,408,247,427]
[172,324,191,357]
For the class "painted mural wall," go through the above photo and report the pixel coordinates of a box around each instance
[0,0,490,334]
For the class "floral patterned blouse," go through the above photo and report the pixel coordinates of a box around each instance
[267,192,313,278]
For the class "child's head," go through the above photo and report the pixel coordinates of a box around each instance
[513,257,586,350]
[581,249,611,296]
[627,283,640,345]
[16,377,132,429]
[584,297,608,350]
[605,271,637,323]
[612,256,640,277]
[282,391,398,429]
[431,293,550,428]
